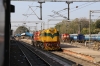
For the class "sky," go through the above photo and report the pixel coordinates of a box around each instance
[11,1,100,32]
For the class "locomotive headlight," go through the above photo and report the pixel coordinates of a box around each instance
[64,36,66,38]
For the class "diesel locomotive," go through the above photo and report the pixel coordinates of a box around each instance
[32,28,61,50]
[61,33,71,42]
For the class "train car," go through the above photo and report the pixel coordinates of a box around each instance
[84,34,100,42]
[69,34,78,42]
[96,34,100,42]
[21,32,33,39]
[77,34,85,43]
[69,34,85,43]
[61,33,70,42]
[32,28,61,50]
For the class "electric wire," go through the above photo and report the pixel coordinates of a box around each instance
[50,2,96,18]
[57,2,91,13]
[23,2,34,21]
[23,2,97,23]
[50,2,93,18]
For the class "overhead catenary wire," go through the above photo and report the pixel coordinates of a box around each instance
[23,2,96,22]
[49,2,92,18]
[22,2,40,21]
[62,2,96,16]
[29,6,40,19]
[23,7,39,21]
[50,2,96,18]
[69,2,95,13]
[70,2,91,9]
[57,2,91,13]
[23,3,34,21]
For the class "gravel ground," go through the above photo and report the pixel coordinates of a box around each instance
[52,51,99,66]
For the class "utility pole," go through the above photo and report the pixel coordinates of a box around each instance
[89,10,100,43]
[68,3,70,20]
[66,1,73,20]
[38,1,45,30]
[89,10,92,43]
[39,2,42,20]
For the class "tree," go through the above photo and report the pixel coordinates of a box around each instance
[93,29,100,34]
[95,19,100,28]
[81,28,89,34]
[54,17,90,34]
[90,22,96,34]
[15,26,29,34]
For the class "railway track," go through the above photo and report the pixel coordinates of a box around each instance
[10,40,30,66]
[17,41,50,66]
[20,40,100,66]
[20,41,83,66]
[11,40,62,66]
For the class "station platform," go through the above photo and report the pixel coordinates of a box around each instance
[61,43,100,63]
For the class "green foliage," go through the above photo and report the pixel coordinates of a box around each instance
[15,26,29,34]
[81,28,89,34]
[93,29,100,34]
[54,18,100,34]
[90,22,96,34]
[95,19,100,28]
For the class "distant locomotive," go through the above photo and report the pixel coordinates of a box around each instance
[61,33,70,42]
[32,28,61,50]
